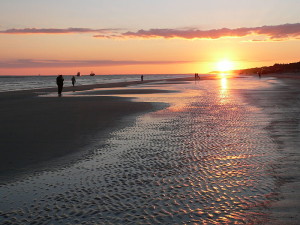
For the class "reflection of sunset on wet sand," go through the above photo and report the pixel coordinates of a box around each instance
[1,75,300,223]
[219,77,229,104]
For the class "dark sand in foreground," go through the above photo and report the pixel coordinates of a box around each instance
[0,78,193,180]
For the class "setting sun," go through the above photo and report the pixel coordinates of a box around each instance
[217,60,234,72]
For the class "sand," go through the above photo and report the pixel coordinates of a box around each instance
[251,71,300,80]
[1,74,299,224]
[243,76,300,223]
[0,77,193,180]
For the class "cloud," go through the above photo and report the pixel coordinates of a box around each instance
[0,27,119,34]
[94,23,300,41]
[1,23,300,41]
[0,59,192,68]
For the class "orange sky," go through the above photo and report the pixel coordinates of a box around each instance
[0,1,299,75]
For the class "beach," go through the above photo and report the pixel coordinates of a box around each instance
[0,75,299,224]
[242,75,300,223]
[0,78,189,179]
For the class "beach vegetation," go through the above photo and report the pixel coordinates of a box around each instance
[237,61,300,75]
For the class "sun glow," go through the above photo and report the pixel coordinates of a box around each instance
[217,60,234,72]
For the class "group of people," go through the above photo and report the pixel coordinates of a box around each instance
[56,75,76,96]
[56,74,145,96]
[194,73,200,80]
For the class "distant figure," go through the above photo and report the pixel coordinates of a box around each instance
[56,75,64,96]
[141,75,144,82]
[72,76,76,87]
[258,71,262,78]
[195,73,200,80]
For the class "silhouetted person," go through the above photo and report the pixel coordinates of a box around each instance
[141,75,144,82]
[72,76,76,86]
[56,75,64,96]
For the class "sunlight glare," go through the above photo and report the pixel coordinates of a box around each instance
[217,60,234,72]
[221,77,227,90]
[219,77,229,104]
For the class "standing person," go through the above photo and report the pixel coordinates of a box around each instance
[71,76,76,87]
[141,75,144,82]
[56,75,64,96]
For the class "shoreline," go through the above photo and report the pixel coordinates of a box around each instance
[0,77,195,181]
[0,74,285,181]
[246,71,300,80]
[0,74,299,223]
[0,76,196,97]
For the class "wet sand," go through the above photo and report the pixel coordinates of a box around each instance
[242,76,300,223]
[0,77,192,180]
[0,96,154,178]
[0,75,299,224]
[250,72,300,80]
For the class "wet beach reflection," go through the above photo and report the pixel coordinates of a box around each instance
[0,77,288,224]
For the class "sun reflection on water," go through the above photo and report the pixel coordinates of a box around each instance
[219,77,229,103]
[221,77,227,90]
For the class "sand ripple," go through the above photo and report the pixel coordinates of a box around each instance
[0,78,282,224]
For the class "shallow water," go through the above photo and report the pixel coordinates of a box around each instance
[0,76,293,224]
[0,74,189,92]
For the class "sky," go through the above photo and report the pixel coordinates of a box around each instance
[0,0,300,75]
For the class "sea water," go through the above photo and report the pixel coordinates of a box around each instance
[0,74,192,92]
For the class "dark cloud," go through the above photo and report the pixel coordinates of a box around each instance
[0,59,192,68]
[0,27,119,34]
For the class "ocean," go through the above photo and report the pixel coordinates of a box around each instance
[0,74,192,92]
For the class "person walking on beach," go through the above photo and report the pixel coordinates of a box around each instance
[141,75,144,82]
[56,75,64,96]
[71,76,76,87]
